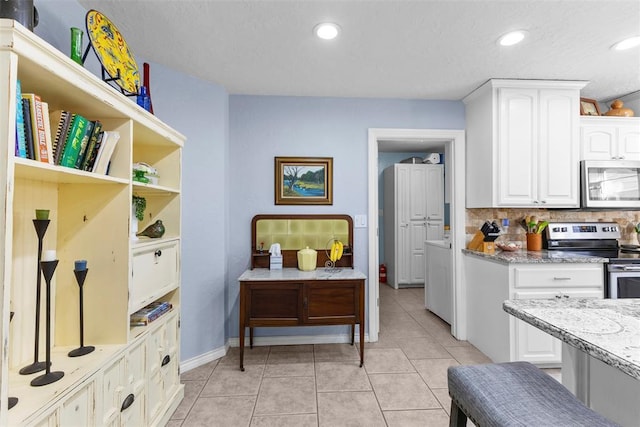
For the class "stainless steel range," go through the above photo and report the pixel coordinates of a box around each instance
[543,221,640,299]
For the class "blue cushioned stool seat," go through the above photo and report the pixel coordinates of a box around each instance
[447,361,620,427]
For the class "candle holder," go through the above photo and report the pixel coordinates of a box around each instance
[20,219,50,375]
[31,260,64,387]
[9,311,17,409]
[68,268,94,357]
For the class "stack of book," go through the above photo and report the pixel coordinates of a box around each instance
[130,301,172,326]
[14,80,120,174]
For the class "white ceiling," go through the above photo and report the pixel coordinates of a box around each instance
[78,0,639,104]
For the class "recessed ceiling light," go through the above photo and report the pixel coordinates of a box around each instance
[314,23,340,40]
[612,36,640,51]
[498,30,528,47]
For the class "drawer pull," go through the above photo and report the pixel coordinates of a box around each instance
[121,393,135,412]
[553,277,571,280]
[155,250,162,257]
[161,354,171,367]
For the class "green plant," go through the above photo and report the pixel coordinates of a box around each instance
[132,195,146,221]
[635,222,640,233]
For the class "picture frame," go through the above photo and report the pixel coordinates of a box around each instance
[275,157,333,205]
[580,98,601,116]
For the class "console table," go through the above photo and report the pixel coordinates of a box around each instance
[238,268,366,371]
[238,214,366,371]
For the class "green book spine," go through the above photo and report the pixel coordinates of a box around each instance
[60,115,88,168]
[74,120,94,169]
[80,121,102,170]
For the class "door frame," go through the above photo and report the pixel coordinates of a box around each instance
[367,128,466,342]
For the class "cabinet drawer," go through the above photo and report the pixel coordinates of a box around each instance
[513,265,603,288]
[131,241,179,312]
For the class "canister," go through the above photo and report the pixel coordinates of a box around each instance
[297,247,317,271]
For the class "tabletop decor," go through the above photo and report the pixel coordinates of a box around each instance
[68,260,94,357]
[20,212,51,375]
[31,252,64,386]
[84,9,140,95]
[580,97,601,116]
[274,157,333,205]
[604,99,634,117]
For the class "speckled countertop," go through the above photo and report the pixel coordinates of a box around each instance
[462,248,608,264]
[239,267,367,281]
[504,298,640,380]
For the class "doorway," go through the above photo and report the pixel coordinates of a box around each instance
[367,128,466,342]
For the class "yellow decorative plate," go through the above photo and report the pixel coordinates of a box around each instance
[85,9,140,94]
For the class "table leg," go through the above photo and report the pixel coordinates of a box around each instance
[239,325,245,372]
[351,323,355,345]
[359,320,364,367]
[250,327,254,349]
[239,284,246,372]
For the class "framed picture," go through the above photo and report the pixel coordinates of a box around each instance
[580,98,601,116]
[275,157,333,205]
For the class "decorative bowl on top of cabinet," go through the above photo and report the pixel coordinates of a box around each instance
[464,79,587,208]
[0,20,184,426]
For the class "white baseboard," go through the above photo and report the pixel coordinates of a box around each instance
[180,343,229,373]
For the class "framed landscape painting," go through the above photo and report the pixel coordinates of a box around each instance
[275,157,333,205]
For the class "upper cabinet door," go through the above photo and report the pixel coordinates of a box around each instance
[425,165,444,220]
[537,89,579,206]
[497,88,538,205]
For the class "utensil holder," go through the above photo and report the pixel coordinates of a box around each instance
[526,233,542,251]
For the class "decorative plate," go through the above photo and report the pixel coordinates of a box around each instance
[85,9,140,94]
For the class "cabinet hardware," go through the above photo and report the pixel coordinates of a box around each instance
[162,354,171,367]
[553,277,571,280]
[155,250,162,257]
[120,393,135,412]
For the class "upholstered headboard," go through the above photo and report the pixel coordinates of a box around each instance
[251,214,353,269]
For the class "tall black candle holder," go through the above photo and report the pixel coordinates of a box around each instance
[9,311,17,409]
[68,268,94,357]
[31,260,64,387]
[20,219,50,375]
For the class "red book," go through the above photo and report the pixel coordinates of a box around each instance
[22,93,49,163]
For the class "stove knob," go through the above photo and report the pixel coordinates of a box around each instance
[611,226,617,232]
[561,227,568,232]
[603,226,610,232]
[552,227,560,232]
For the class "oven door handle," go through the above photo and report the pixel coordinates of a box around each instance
[611,265,640,271]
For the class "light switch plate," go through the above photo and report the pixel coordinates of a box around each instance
[355,215,367,228]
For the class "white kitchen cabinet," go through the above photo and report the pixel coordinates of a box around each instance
[464,79,586,208]
[580,116,640,160]
[465,255,603,366]
[1,21,184,425]
[384,163,444,288]
[425,241,452,324]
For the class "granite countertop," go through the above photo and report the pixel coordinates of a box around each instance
[503,298,640,380]
[462,248,608,264]
[239,267,367,281]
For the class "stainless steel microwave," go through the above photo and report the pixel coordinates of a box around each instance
[581,160,640,208]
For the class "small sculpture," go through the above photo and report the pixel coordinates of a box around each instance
[604,99,634,117]
[136,220,165,238]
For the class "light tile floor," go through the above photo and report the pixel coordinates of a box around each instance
[168,284,557,426]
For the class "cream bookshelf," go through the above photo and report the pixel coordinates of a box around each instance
[0,20,184,426]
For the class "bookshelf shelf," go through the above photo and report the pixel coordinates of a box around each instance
[14,157,130,185]
[1,20,184,426]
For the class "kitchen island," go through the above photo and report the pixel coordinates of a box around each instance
[503,298,640,427]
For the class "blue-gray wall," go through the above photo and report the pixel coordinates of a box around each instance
[35,1,465,363]
[228,96,464,338]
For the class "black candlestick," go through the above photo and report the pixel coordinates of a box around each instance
[20,219,50,375]
[31,260,64,387]
[68,269,94,357]
[9,311,17,409]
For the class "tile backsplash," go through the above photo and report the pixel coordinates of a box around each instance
[466,209,640,245]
